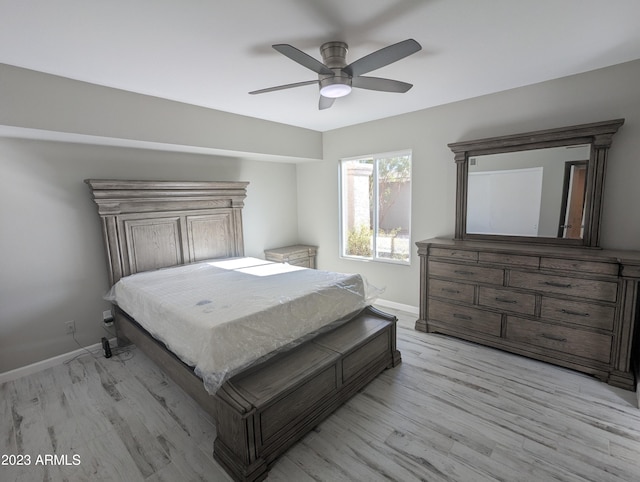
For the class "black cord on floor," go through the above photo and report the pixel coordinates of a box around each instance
[63,328,134,365]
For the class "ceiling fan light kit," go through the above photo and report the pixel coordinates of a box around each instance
[320,82,352,98]
[250,38,421,109]
[319,76,352,98]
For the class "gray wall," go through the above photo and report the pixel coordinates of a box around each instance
[2,59,640,373]
[0,64,323,162]
[0,64,320,373]
[298,59,640,307]
[0,139,299,372]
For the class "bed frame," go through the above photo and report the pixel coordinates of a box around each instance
[85,179,401,481]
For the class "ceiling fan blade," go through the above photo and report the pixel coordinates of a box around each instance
[273,44,334,75]
[352,76,413,93]
[249,79,318,95]
[343,39,421,77]
[319,95,335,110]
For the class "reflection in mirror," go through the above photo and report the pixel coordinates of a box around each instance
[467,144,590,239]
[559,160,588,239]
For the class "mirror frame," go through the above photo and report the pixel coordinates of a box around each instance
[449,119,624,247]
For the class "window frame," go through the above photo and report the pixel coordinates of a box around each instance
[338,149,412,265]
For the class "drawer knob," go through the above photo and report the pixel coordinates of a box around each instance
[442,288,460,294]
[560,309,590,317]
[453,313,472,320]
[541,333,567,342]
[495,297,517,304]
[543,281,572,288]
[454,270,475,275]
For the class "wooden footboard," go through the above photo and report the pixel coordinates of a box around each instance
[214,306,400,481]
[114,306,400,482]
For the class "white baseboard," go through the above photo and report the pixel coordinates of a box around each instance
[0,338,117,384]
[374,298,419,316]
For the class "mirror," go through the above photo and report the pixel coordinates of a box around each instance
[449,119,624,247]
[467,144,589,239]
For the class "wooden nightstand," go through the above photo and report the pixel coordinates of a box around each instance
[264,245,318,269]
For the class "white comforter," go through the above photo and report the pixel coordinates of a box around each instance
[109,257,368,393]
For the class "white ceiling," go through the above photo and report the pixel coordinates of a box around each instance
[1,0,640,132]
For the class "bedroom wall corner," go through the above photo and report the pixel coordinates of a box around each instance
[297,59,640,308]
[0,138,299,373]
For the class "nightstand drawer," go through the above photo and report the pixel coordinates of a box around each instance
[284,251,312,262]
[287,258,312,268]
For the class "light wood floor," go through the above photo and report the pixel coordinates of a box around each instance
[1,309,639,481]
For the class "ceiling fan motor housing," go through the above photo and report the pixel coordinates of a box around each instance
[320,41,348,69]
[319,41,352,95]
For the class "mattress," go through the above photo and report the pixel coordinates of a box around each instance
[108,257,370,393]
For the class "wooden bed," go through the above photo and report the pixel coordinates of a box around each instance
[85,179,401,482]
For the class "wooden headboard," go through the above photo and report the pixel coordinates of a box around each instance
[85,180,248,285]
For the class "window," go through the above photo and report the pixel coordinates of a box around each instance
[340,150,412,264]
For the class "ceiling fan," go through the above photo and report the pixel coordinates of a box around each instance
[249,39,422,110]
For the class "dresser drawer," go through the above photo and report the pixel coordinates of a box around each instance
[508,271,618,302]
[505,317,612,364]
[540,297,615,331]
[429,248,478,261]
[429,260,503,285]
[428,299,502,336]
[479,252,539,268]
[478,286,536,315]
[621,264,640,278]
[540,257,619,276]
[429,279,474,303]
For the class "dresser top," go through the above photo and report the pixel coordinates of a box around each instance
[416,238,640,266]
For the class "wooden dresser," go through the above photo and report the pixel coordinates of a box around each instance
[416,238,640,389]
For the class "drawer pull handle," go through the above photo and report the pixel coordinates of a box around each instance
[454,270,474,276]
[495,297,517,304]
[541,333,567,342]
[543,281,572,288]
[560,309,590,317]
[453,313,472,320]
[442,288,460,294]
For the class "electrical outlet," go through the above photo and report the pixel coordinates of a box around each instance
[65,320,75,335]
[103,309,114,326]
